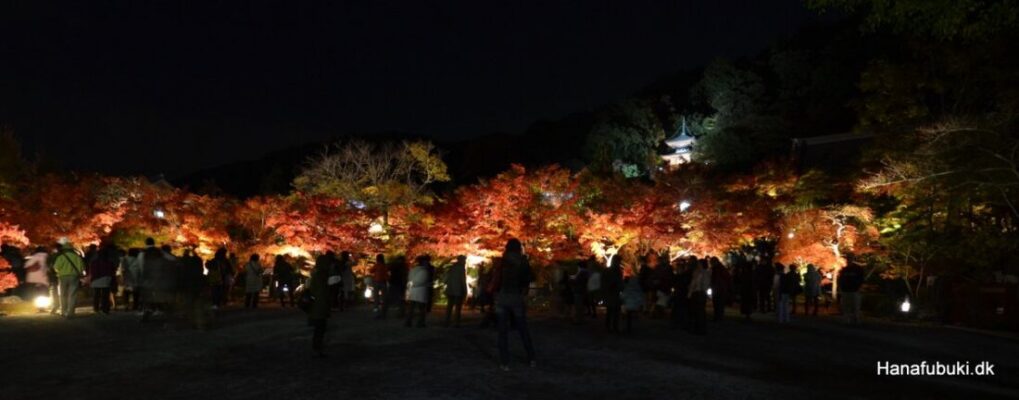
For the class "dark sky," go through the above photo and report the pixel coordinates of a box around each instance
[0,0,827,176]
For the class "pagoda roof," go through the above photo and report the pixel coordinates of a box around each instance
[665,119,695,148]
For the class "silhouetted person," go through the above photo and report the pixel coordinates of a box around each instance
[382,256,407,319]
[494,239,536,371]
[87,244,118,315]
[243,254,264,309]
[710,257,732,322]
[272,255,296,307]
[444,255,467,327]
[206,248,231,309]
[688,258,710,335]
[308,254,332,357]
[755,258,774,313]
[803,264,821,316]
[838,257,866,324]
[370,254,388,317]
[602,256,623,333]
[737,257,756,321]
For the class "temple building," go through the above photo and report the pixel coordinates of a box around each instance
[661,118,696,167]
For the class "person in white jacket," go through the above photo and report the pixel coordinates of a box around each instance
[23,247,51,307]
[405,255,431,328]
[244,254,264,309]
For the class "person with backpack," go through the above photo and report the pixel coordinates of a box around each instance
[87,243,118,315]
[494,239,536,371]
[206,248,231,309]
[52,237,84,318]
[443,255,468,327]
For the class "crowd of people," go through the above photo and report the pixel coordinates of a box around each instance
[1,236,868,371]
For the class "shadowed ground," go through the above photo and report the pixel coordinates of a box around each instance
[3,303,1018,400]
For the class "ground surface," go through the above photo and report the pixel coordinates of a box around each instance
[3,301,1018,400]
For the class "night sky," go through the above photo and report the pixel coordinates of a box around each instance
[1,1,827,176]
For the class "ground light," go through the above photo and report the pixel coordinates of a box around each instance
[364,288,373,299]
[900,298,911,313]
[706,288,713,298]
[34,295,52,310]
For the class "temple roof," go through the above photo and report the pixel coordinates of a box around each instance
[665,118,695,148]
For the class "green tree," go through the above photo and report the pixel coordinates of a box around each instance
[583,99,666,175]
[294,139,450,229]
[807,0,1019,41]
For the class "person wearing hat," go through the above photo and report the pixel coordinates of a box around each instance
[51,237,85,318]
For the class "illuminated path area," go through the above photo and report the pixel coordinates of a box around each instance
[4,305,1019,400]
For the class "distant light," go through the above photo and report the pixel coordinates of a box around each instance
[153,209,166,219]
[678,200,691,212]
[282,285,290,293]
[349,200,367,210]
[787,232,795,239]
[825,272,833,280]
[706,288,713,297]
[34,296,52,309]
[364,288,373,299]
[900,299,911,313]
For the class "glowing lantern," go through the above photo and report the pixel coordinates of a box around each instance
[34,296,52,309]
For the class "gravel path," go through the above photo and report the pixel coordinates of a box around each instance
[3,304,1018,400]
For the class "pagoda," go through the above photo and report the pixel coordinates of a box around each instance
[661,118,696,167]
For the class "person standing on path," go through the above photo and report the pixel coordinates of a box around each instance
[339,251,354,311]
[775,264,791,323]
[52,237,84,318]
[370,254,388,318]
[602,255,623,333]
[710,257,732,322]
[405,255,431,328]
[687,258,711,335]
[244,254,264,309]
[495,239,536,371]
[803,264,821,316]
[87,243,118,315]
[444,255,468,327]
[272,255,296,308]
[23,246,51,308]
[621,269,644,334]
[308,254,332,357]
[838,256,866,324]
